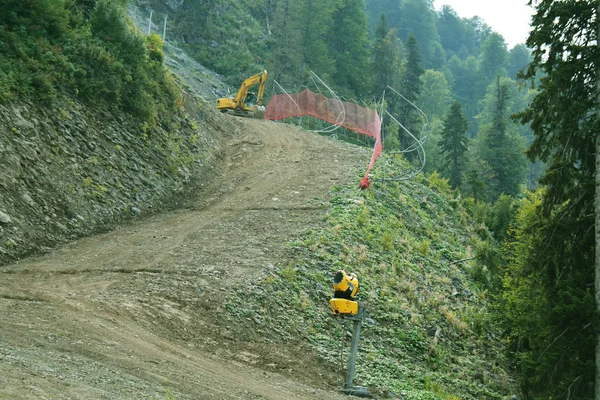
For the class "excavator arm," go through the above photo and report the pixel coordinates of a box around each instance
[216,70,268,118]
[232,70,267,108]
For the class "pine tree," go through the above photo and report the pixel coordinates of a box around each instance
[371,14,401,97]
[505,1,599,398]
[329,0,371,97]
[439,101,468,188]
[397,34,423,152]
[478,77,527,200]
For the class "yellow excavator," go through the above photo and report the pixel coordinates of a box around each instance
[216,70,267,119]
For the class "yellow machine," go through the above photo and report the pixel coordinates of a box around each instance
[329,269,370,397]
[216,70,268,119]
[329,270,359,315]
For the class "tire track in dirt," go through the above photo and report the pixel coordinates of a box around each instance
[0,118,369,399]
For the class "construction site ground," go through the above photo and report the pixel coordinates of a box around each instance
[0,118,371,399]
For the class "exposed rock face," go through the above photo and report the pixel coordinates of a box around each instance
[0,97,233,265]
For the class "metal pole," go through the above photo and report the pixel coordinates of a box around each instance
[162,14,168,41]
[147,10,153,35]
[344,319,362,389]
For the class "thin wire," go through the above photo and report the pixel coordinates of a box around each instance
[273,80,303,126]
[386,85,430,142]
[308,71,346,135]
[382,110,427,181]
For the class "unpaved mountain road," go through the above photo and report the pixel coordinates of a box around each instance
[0,118,369,399]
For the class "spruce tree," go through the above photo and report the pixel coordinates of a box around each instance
[439,101,468,188]
[478,77,527,200]
[371,14,401,97]
[330,0,371,97]
[504,1,598,398]
[397,34,423,152]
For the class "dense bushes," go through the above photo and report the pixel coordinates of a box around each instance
[0,0,179,124]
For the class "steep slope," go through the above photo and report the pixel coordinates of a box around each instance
[0,114,513,399]
[0,117,370,399]
[226,160,513,399]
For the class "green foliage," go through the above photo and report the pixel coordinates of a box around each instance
[436,6,465,60]
[486,194,517,242]
[397,34,424,153]
[501,191,594,398]
[225,154,511,400]
[473,78,527,201]
[371,14,402,97]
[447,55,483,137]
[330,0,371,97]
[438,101,469,189]
[472,238,502,291]
[0,0,74,101]
[418,70,451,121]
[506,44,531,80]
[0,0,180,124]
[398,0,442,69]
[505,1,598,397]
[427,171,451,195]
[478,32,508,83]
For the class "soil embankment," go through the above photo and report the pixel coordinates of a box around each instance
[0,117,369,399]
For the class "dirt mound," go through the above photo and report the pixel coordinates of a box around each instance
[0,117,369,399]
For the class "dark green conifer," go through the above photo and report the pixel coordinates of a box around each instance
[439,101,468,188]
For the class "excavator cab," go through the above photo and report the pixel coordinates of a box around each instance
[216,71,267,119]
[246,92,256,105]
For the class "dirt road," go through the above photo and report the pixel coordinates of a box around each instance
[0,118,369,399]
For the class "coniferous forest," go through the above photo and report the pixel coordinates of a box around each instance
[1,0,599,398]
[145,1,597,397]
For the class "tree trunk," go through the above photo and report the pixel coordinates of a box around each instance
[595,4,600,400]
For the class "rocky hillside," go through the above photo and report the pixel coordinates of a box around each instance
[0,97,237,266]
[0,2,515,399]
[0,0,240,266]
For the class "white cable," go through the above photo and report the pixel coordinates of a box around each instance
[308,71,346,134]
[386,85,430,144]
[273,80,303,126]
[382,110,427,181]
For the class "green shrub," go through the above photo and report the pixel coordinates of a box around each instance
[0,0,180,124]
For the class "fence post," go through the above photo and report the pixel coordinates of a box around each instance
[147,9,153,35]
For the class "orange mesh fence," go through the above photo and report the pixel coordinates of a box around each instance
[265,89,382,189]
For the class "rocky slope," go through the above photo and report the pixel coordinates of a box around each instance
[0,96,236,266]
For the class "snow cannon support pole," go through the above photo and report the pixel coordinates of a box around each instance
[341,305,371,398]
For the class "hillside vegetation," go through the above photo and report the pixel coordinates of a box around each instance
[2,0,596,399]
[226,155,513,399]
[0,0,233,264]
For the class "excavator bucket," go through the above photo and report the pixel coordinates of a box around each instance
[253,106,265,119]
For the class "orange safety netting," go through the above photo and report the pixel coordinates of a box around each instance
[264,89,382,189]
